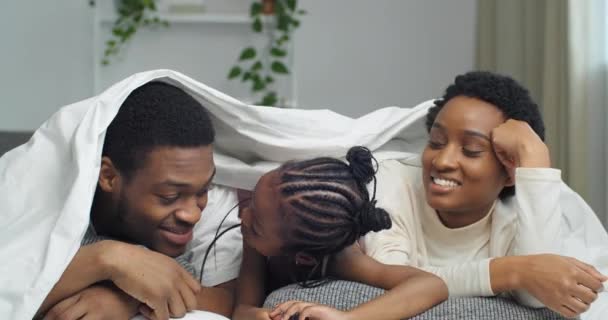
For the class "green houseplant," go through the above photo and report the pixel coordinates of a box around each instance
[100,0,169,65]
[227,0,305,106]
[92,0,304,107]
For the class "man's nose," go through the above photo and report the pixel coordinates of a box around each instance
[176,201,202,225]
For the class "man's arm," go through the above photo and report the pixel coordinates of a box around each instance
[35,240,116,317]
[36,240,201,320]
[42,283,140,320]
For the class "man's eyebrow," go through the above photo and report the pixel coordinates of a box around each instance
[202,168,217,189]
[155,168,217,189]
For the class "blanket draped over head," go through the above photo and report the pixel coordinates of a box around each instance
[0,69,606,319]
[0,69,426,319]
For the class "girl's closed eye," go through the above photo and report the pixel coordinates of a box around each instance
[428,140,445,149]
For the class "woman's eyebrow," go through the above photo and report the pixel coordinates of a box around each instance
[463,129,491,142]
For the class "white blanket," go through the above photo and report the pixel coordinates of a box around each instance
[1,69,606,319]
[0,69,429,319]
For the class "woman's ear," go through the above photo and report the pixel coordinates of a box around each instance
[98,156,121,193]
[294,252,318,266]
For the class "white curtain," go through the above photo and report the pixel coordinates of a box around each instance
[477,0,608,228]
[568,0,608,227]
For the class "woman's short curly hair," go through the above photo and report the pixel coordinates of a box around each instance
[426,71,545,198]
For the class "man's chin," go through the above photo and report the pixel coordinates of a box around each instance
[154,243,187,258]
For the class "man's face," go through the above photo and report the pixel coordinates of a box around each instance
[114,145,215,257]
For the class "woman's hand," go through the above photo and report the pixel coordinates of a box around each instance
[491,119,551,179]
[270,301,350,320]
[494,254,607,318]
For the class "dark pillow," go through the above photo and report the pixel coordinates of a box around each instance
[263,280,567,320]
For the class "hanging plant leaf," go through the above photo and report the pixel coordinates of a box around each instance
[239,47,256,60]
[260,92,278,106]
[286,0,297,11]
[143,0,155,10]
[252,79,266,92]
[276,34,290,46]
[112,27,123,37]
[252,17,262,32]
[274,0,285,15]
[270,48,287,57]
[265,75,274,83]
[291,19,300,27]
[277,15,290,32]
[271,61,289,74]
[251,61,263,71]
[250,2,262,17]
[242,71,252,82]
[228,66,242,79]
[297,9,307,15]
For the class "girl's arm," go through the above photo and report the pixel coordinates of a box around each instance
[332,244,448,320]
[271,244,447,320]
[232,243,272,320]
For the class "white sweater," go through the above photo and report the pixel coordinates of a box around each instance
[363,159,567,304]
[363,159,608,318]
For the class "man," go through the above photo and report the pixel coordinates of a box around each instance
[35,82,239,320]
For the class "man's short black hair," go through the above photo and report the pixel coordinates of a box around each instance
[102,81,215,179]
[426,71,545,198]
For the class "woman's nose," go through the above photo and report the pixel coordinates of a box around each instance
[432,145,459,170]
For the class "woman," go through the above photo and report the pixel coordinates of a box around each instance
[360,71,608,319]
[233,147,448,320]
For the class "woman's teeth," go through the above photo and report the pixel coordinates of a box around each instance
[433,177,459,188]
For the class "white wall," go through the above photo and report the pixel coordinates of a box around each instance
[0,1,94,131]
[295,0,477,117]
[0,0,477,130]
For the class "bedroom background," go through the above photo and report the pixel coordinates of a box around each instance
[0,0,606,229]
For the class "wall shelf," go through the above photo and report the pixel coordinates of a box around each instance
[99,13,251,24]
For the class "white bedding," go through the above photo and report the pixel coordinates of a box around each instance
[0,69,428,319]
[0,69,606,319]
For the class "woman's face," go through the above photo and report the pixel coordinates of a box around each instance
[239,169,286,257]
[422,96,511,227]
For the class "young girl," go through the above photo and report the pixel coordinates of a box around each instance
[361,71,608,319]
[233,146,448,320]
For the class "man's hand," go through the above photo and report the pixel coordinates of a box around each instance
[270,301,349,320]
[509,254,607,318]
[43,284,139,320]
[105,242,201,320]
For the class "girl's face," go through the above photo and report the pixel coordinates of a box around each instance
[240,169,286,257]
[422,96,512,227]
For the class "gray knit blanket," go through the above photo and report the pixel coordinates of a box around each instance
[263,280,569,320]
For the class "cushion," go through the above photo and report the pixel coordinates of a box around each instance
[263,280,567,320]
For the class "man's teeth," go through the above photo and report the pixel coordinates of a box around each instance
[433,177,459,188]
